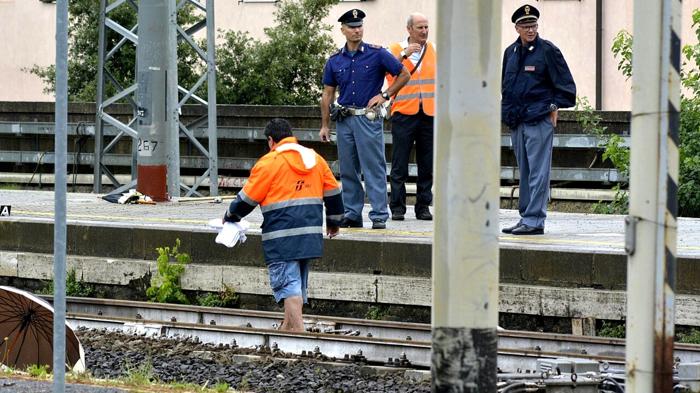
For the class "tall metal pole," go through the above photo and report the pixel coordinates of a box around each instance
[625,0,681,391]
[53,0,68,391]
[432,1,501,391]
[206,0,219,197]
[136,0,175,201]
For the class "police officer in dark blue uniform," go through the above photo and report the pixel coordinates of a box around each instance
[501,4,576,235]
[319,9,410,230]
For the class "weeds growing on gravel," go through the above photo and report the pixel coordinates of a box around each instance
[0,367,242,392]
[122,359,155,386]
[26,364,49,378]
[197,284,239,308]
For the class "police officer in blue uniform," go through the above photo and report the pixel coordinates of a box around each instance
[319,9,410,229]
[501,4,576,235]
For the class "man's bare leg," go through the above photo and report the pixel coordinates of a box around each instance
[280,295,304,332]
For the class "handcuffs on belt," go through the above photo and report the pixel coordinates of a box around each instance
[330,103,388,122]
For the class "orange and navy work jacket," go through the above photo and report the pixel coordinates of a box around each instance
[226,137,343,263]
[386,41,436,116]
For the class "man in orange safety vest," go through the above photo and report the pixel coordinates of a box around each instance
[386,12,435,221]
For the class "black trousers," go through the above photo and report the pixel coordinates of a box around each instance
[389,110,434,214]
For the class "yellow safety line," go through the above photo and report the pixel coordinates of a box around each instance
[14,210,211,226]
[10,210,699,252]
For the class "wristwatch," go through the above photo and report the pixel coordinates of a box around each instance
[400,50,407,59]
[549,103,558,112]
[381,91,391,100]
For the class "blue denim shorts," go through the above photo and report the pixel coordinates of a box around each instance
[267,259,310,304]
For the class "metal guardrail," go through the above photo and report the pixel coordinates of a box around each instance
[0,150,625,183]
[0,121,630,148]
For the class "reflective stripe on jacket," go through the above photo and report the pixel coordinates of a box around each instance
[386,41,436,116]
[226,137,344,263]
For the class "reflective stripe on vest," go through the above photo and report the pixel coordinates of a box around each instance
[387,42,436,116]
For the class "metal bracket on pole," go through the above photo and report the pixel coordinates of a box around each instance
[624,215,638,256]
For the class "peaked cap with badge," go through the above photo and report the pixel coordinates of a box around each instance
[511,4,540,24]
[338,8,365,27]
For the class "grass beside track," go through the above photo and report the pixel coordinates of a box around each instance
[0,369,245,393]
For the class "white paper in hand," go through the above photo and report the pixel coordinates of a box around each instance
[209,219,250,248]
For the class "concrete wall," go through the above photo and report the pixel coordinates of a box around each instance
[0,0,56,102]
[2,0,699,110]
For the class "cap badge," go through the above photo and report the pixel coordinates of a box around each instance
[524,6,530,15]
[352,9,358,18]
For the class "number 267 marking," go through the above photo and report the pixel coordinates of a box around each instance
[137,139,158,152]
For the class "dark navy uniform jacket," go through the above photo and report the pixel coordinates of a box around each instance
[501,35,576,129]
[322,42,403,107]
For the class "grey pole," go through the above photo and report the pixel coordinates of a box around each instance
[136,0,175,201]
[206,0,219,197]
[53,0,68,391]
[625,0,681,391]
[432,1,501,391]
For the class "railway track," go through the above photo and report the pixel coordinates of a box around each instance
[55,296,700,374]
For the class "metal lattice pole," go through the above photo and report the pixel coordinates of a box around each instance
[432,1,501,391]
[94,0,140,196]
[94,0,218,198]
[625,0,681,391]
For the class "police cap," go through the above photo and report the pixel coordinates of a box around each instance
[511,4,539,24]
[338,9,365,27]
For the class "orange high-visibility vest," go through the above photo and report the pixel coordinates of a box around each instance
[386,41,436,116]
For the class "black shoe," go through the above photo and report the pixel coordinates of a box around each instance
[501,223,522,234]
[371,220,386,229]
[340,217,363,228]
[416,209,433,221]
[511,224,544,235]
[391,212,405,221]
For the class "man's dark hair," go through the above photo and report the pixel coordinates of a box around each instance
[264,118,294,143]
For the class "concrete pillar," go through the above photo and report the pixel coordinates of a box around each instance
[625,0,681,391]
[136,0,178,201]
[432,1,502,391]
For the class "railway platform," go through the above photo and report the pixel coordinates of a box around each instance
[1,189,700,328]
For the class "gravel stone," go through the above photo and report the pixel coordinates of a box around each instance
[78,328,431,392]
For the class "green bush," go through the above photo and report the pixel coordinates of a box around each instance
[196,284,239,308]
[216,0,339,105]
[598,321,625,338]
[146,239,190,304]
[575,96,629,214]
[36,268,96,297]
[605,9,700,217]
[677,328,700,344]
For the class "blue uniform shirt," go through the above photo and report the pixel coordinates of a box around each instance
[322,42,403,107]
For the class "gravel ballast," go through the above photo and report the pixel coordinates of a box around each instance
[79,329,431,392]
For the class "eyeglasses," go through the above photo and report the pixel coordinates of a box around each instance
[517,24,538,32]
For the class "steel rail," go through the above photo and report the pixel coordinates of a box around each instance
[59,297,700,372]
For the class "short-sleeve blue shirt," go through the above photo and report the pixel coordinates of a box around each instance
[322,42,404,107]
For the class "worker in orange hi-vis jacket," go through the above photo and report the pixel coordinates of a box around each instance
[223,118,344,331]
[386,12,436,222]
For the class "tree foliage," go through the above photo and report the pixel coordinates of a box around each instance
[27,0,339,105]
[608,8,700,217]
[216,0,339,105]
